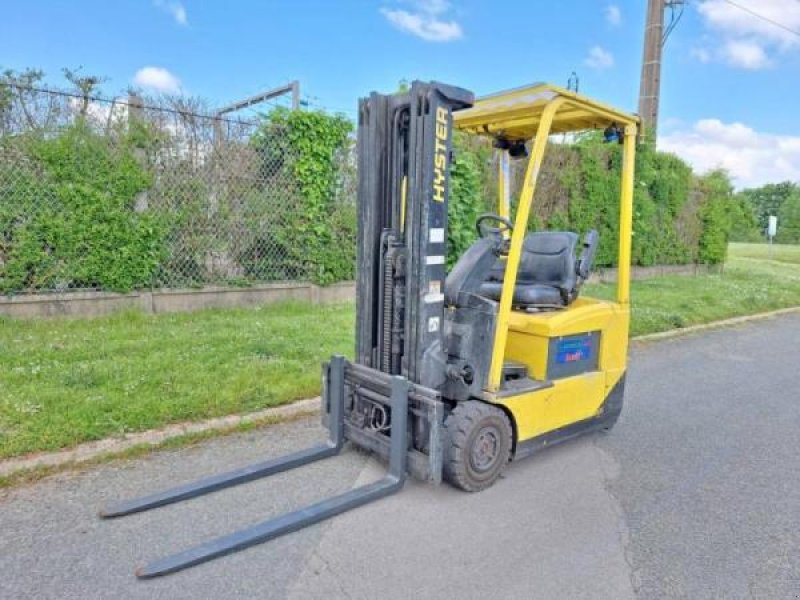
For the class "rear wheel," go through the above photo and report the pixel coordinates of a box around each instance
[443,401,513,492]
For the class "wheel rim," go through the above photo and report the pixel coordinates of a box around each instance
[470,425,500,472]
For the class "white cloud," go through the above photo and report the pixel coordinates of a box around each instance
[695,0,800,68]
[698,0,800,48]
[605,4,621,26]
[722,39,771,69]
[659,119,800,189]
[132,67,182,94]
[418,0,449,14]
[154,0,188,26]
[381,0,463,42]
[584,46,614,69]
[691,47,712,63]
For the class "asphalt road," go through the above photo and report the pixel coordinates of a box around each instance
[2,313,799,599]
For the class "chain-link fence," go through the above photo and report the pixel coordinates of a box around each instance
[2,81,728,299]
[0,83,356,295]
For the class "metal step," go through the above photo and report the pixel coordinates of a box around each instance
[501,360,529,381]
[497,376,553,397]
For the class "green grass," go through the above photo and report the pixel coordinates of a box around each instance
[1,244,799,460]
[0,303,354,458]
[587,250,800,335]
[727,242,800,265]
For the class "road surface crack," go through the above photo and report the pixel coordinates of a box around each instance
[307,548,354,600]
[593,436,641,596]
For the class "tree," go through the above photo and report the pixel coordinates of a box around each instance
[696,169,734,264]
[727,195,761,242]
[164,95,211,167]
[739,181,799,233]
[1,68,51,130]
[776,192,800,244]
[62,67,107,118]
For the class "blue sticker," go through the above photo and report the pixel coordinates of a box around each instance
[556,338,592,364]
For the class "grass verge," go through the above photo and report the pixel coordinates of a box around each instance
[587,245,800,334]
[1,302,352,459]
[727,242,800,265]
[1,244,799,462]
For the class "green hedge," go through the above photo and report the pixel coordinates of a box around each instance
[736,182,800,244]
[0,123,164,293]
[447,132,493,267]
[1,112,744,296]
[777,192,800,243]
[447,133,738,267]
[251,107,355,284]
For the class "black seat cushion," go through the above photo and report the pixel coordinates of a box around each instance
[479,281,565,306]
[479,231,580,307]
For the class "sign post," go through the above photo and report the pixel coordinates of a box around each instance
[767,215,778,259]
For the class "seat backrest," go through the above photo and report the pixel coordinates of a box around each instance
[517,231,579,291]
[484,229,600,304]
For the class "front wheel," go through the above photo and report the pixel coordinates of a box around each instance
[443,401,513,492]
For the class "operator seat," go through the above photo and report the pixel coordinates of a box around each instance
[479,230,599,308]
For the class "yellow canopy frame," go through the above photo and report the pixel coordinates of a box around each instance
[453,83,639,391]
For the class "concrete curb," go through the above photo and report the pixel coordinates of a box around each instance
[630,306,800,344]
[2,305,798,480]
[0,398,320,478]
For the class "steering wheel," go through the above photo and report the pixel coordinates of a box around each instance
[476,213,514,240]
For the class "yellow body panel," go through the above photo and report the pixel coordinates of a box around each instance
[488,297,629,442]
[498,371,606,441]
[504,298,629,378]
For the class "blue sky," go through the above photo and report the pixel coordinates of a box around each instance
[2,1,799,188]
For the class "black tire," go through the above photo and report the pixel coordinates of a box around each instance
[443,400,513,492]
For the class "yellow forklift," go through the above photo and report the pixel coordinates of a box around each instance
[447,83,637,488]
[102,81,638,578]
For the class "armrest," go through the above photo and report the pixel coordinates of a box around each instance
[576,229,599,281]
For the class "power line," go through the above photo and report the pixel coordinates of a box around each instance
[662,0,685,45]
[722,0,800,40]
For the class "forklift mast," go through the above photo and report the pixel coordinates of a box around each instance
[355,82,474,388]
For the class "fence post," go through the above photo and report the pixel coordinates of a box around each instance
[128,92,149,214]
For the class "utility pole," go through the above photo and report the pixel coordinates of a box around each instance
[638,0,684,141]
[638,0,665,141]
